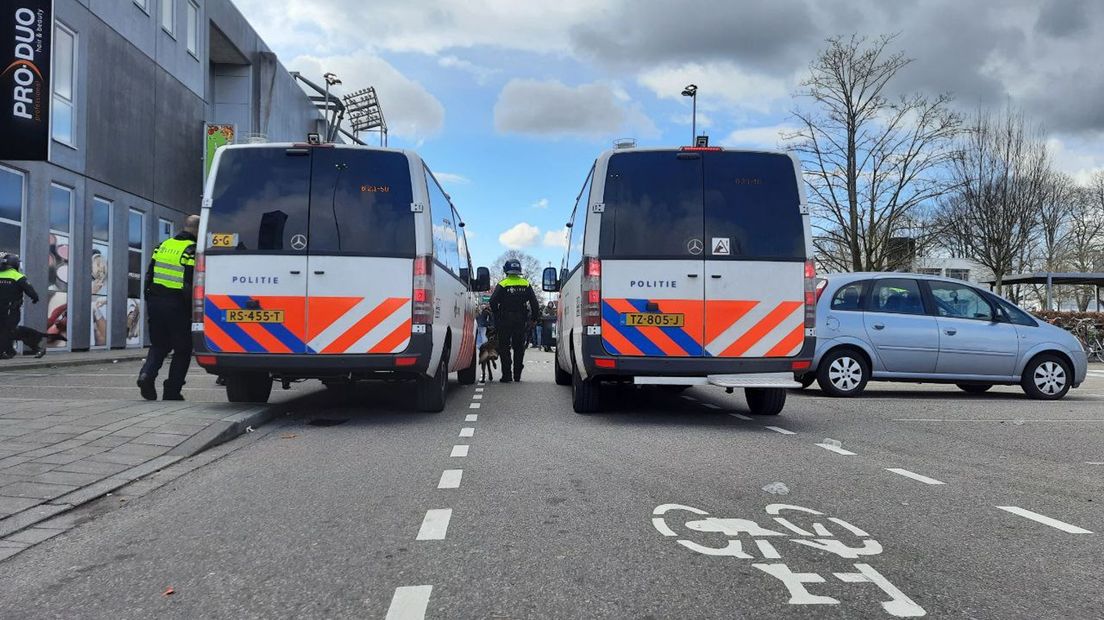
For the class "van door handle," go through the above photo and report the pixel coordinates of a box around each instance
[289,270,301,275]
[687,274,699,278]
[872,323,885,330]
[711,274,722,279]
[313,270,325,275]
[944,329,957,336]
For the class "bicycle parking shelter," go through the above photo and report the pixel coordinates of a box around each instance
[982,272,1104,312]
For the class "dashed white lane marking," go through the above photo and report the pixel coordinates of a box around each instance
[465,414,478,422]
[895,418,1104,423]
[450,445,469,457]
[475,387,485,392]
[1087,462,1104,465]
[438,469,463,489]
[386,585,433,620]
[764,426,796,435]
[469,402,481,409]
[815,442,857,456]
[729,413,753,421]
[459,427,475,438]
[473,394,483,399]
[416,509,453,540]
[997,506,1093,534]
[886,468,945,485]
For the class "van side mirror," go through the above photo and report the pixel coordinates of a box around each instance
[473,266,491,292]
[542,266,560,292]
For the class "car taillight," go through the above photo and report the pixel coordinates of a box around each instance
[413,256,434,325]
[814,279,828,302]
[582,257,601,327]
[804,260,816,329]
[192,252,206,324]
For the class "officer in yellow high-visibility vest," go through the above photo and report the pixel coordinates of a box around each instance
[137,215,198,400]
[0,253,46,359]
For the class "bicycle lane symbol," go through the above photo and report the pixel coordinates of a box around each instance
[652,503,926,617]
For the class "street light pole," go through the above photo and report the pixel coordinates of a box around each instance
[323,72,342,142]
[681,84,698,144]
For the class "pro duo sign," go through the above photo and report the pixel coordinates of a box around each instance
[1,1,52,161]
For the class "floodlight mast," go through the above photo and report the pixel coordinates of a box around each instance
[344,86,389,147]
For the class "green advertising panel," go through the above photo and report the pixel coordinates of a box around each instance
[204,124,236,179]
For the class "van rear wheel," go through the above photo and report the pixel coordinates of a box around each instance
[554,349,572,386]
[225,373,272,404]
[745,388,785,416]
[571,358,601,414]
[416,351,448,412]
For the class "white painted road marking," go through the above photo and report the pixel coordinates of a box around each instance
[730,413,753,421]
[469,402,481,409]
[473,393,483,399]
[450,445,469,457]
[816,442,857,456]
[895,418,1104,423]
[386,585,433,620]
[459,427,475,438]
[475,387,484,392]
[416,509,453,540]
[465,414,478,422]
[886,468,945,485]
[438,469,463,489]
[764,426,796,435]
[997,506,1093,534]
[1087,462,1104,465]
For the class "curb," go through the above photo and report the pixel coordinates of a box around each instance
[0,405,280,548]
[0,351,149,373]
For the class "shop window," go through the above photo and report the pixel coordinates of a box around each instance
[158,218,173,242]
[52,23,77,147]
[47,184,73,350]
[91,198,112,348]
[0,166,22,258]
[127,210,145,347]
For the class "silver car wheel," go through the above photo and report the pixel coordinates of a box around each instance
[828,356,863,392]
[1033,361,1066,395]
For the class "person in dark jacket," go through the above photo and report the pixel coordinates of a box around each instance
[0,253,46,359]
[488,259,540,382]
[136,216,198,400]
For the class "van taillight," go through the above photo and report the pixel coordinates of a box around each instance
[804,260,816,329]
[582,257,602,327]
[413,256,434,325]
[192,252,206,324]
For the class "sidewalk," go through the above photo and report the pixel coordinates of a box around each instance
[0,394,280,560]
[0,348,149,373]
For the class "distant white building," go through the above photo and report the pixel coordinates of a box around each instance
[911,256,992,284]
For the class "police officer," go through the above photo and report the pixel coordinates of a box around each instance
[0,253,46,359]
[137,215,198,401]
[489,259,540,383]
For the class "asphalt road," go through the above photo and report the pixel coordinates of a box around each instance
[0,352,1102,619]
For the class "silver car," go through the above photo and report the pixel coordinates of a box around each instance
[800,273,1088,399]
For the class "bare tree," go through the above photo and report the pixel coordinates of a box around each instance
[786,34,961,272]
[936,107,1051,291]
[493,249,545,303]
[1062,174,1104,309]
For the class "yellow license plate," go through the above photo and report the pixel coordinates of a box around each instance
[209,233,238,248]
[623,312,685,327]
[225,309,285,323]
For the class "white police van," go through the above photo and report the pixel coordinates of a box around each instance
[192,142,488,412]
[544,145,816,414]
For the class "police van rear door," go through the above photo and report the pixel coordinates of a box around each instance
[303,147,415,355]
[202,146,311,354]
[702,151,806,358]
[597,150,706,357]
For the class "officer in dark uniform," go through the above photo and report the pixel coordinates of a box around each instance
[137,215,198,401]
[0,253,46,359]
[489,258,540,383]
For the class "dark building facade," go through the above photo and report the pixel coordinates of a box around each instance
[0,0,321,351]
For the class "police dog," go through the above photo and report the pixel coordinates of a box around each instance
[479,330,499,383]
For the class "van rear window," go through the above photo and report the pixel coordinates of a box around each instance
[207,148,311,254]
[704,152,805,260]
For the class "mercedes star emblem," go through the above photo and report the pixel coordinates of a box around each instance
[290,234,307,250]
[687,238,703,255]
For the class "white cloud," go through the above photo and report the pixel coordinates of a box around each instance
[543,227,570,249]
[290,53,444,140]
[1047,135,1104,184]
[638,62,797,115]
[434,172,470,185]
[724,123,800,149]
[437,55,500,85]
[671,112,714,129]
[532,198,549,209]
[493,79,658,139]
[498,222,541,249]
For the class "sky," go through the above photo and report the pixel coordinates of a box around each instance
[232,0,1104,272]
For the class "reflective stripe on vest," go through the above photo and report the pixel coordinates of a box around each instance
[0,268,26,282]
[498,275,530,287]
[151,238,194,289]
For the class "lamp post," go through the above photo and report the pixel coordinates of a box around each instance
[323,72,342,142]
[681,84,698,144]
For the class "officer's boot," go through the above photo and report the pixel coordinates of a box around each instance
[136,373,157,401]
[162,381,185,401]
[33,336,46,358]
[514,362,524,382]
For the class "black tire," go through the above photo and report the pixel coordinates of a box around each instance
[1020,354,1071,400]
[746,388,786,415]
[416,351,448,412]
[554,349,572,386]
[571,357,601,414]
[816,348,870,397]
[225,373,272,403]
[796,374,816,389]
[957,384,993,394]
[458,346,476,385]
